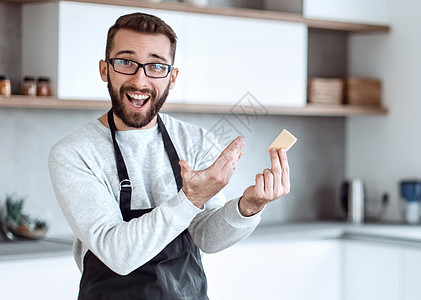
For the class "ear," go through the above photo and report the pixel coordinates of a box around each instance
[99,60,108,82]
[169,67,179,90]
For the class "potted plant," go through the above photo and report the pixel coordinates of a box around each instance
[1,194,48,240]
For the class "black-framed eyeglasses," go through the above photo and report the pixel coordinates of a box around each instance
[105,58,173,78]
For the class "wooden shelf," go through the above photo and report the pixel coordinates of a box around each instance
[0,96,388,117]
[165,103,389,116]
[0,96,111,110]
[2,0,390,33]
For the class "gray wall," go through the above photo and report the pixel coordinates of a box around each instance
[0,3,21,94]
[0,2,346,237]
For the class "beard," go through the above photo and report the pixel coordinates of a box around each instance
[107,75,170,129]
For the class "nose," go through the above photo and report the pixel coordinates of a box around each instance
[128,66,149,87]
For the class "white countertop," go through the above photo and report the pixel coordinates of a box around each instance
[0,237,73,261]
[246,221,421,247]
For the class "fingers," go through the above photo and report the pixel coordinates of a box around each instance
[255,173,264,197]
[269,149,282,195]
[252,170,273,202]
[208,136,244,182]
[263,169,273,196]
[256,148,291,201]
[269,148,282,174]
[279,148,290,194]
[212,136,244,170]
[227,136,245,152]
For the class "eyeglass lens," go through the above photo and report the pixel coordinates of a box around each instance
[112,59,170,78]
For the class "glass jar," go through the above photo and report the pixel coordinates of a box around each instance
[22,76,37,96]
[0,74,11,97]
[37,77,51,97]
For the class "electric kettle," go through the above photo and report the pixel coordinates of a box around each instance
[341,179,365,224]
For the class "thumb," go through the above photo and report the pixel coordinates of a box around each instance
[178,160,192,178]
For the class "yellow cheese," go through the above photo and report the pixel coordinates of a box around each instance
[267,129,297,151]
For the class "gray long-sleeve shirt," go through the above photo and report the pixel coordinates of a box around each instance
[48,113,261,275]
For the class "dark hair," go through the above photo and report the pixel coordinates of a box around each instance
[106,12,177,63]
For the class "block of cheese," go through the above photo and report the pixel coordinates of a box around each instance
[267,129,297,151]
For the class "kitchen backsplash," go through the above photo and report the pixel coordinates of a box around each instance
[0,108,345,236]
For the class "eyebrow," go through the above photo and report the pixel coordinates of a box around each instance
[114,50,169,63]
[114,50,135,56]
[150,53,169,63]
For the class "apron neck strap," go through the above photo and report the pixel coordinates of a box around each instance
[107,109,182,212]
[157,114,183,192]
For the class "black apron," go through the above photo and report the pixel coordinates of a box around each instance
[78,109,208,300]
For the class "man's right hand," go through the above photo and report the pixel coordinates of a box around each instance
[179,136,244,208]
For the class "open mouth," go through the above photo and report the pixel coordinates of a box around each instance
[126,92,151,108]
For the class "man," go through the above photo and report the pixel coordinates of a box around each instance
[49,12,290,299]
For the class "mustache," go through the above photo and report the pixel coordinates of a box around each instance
[120,86,156,98]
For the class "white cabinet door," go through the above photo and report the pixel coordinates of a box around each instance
[183,14,307,107]
[22,2,186,102]
[342,240,401,300]
[401,248,421,300]
[0,255,80,300]
[23,2,307,107]
[303,0,389,25]
[202,239,341,300]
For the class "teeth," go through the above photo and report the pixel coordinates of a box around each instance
[127,93,150,108]
[127,93,149,100]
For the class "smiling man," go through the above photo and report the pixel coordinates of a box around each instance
[48,12,291,299]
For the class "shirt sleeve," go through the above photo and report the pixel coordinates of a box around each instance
[49,141,202,276]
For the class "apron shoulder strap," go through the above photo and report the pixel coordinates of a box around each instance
[107,109,131,211]
[107,110,183,212]
[157,114,183,192]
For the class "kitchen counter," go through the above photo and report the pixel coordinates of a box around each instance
[0,237,73,261]
[1,222,421,261]
[246,221,421,248]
